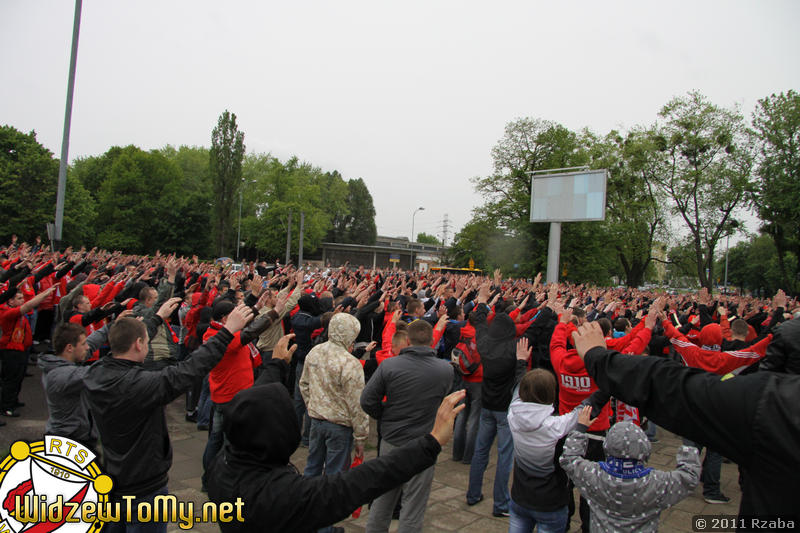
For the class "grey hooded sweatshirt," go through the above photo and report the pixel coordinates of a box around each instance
[38,326,109,445]
[560,421,701,533]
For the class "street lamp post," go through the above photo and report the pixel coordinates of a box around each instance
[723,220,739,294]
[411,207,425,243]
[236,179,256,261]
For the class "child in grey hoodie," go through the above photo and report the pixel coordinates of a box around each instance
[560,413,701,533]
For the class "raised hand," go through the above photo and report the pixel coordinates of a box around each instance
[516,337,532,361]
[273,333,297,363]
[429,389,467,446]
[157,297,183,320]
[225,304,255,333]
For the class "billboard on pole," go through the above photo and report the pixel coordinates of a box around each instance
[529,169,608,223]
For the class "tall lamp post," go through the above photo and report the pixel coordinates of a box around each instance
[723,220,739,294]
[236,179,256,261]
[411,207,425,243]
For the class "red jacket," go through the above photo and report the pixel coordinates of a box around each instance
[0,305,32,352]
[663,321,771,375]
[457,322,483,383]
[204,322,260,404]
[550,322,611,432]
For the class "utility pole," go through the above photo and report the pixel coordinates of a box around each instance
[298,212,305,268]
[285,210,292,265]
[54,0,83,248]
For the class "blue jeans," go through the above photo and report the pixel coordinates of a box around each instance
[196,375,212,428]
[304,418,354,477]
[102,486,169,533]
[466,408,513,514]
[202,402,226,485]
[294,361,310,445]
[509,501,568,533]
[304,419,354,533]
[452,380,481,463]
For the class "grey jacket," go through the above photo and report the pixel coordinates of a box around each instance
[560,421,700,533]
[360,345,454,447]
[38,326,109,444]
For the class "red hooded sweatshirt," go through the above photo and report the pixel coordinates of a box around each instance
[550,322,611,432]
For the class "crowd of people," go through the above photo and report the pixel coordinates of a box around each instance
[1,236,799,533]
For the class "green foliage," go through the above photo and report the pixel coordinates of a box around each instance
[0,125,95,245]
[239,156,342,260]
[93,147,189,253]
[445,219,501,270]
[210,110,245,256]
[751,90,800,292]
[344,178,377,244]
[716,234,787,295]
[587,128,667,286]
[651,91,755,289]
[416,232,441,245]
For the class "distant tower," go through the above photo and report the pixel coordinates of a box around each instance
[441,213,450,246]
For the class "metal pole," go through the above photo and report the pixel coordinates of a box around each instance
[724,233,730,294]
[298,212,305,268]
[54,0,83,246]
[546,222,562,284]
[285,210,292,265]
[411,207,424,242]
[236,187,242,261]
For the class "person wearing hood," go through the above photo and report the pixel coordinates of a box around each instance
[360,319,455,533]
[466,282,528,518]
[208,383,465,533]
[299,313,369,533]
[560,416,700,532]
[39,319,124,447]
[507,366,610,533]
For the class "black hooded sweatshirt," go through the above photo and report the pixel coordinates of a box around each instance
[473,303,527,411]
[208,383,444,533]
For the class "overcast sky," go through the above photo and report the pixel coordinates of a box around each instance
[2,1,799,244]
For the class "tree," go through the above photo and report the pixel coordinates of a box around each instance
[716,234,785,295]
[240,156,344,260]
[345,178,377,245]
[650,92,755,290]
[0,125,96,245]
[416,232,441,245]
[471,118,592,278]
[751,90,800,293]
[210,110,245,256]
[322,171,351,243]
[93,146,209,254]
[445,218,501,270]
[158,145,214,257]
[587,128,667,287]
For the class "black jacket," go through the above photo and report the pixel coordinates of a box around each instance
[291,305,323,365]
[208,383,443,533]
[84,327,234,497]
[583,346,800,522]
[759,317,800,375]
[473,304,526,411]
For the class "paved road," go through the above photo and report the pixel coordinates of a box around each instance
[1,353,742,532]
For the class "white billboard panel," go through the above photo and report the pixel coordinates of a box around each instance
[529,169,607,222]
